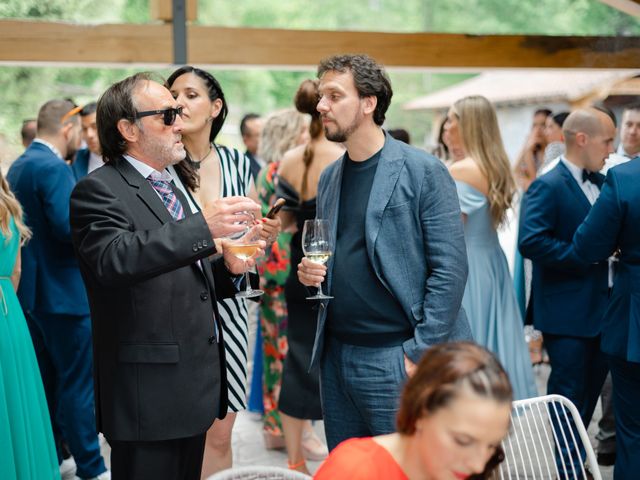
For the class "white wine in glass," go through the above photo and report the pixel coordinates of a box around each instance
[228,226,263,299]
[302,219,333,300]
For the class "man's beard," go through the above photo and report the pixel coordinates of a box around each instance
[324,113,361,143]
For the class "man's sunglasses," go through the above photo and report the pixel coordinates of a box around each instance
[134,106,183,126]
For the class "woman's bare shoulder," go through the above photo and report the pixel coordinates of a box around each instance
[449,158,489,195]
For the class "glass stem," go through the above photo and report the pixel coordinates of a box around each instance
[244,262,251,293]
[317,282,324,296]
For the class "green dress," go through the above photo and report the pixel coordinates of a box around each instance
[0,219,59,479]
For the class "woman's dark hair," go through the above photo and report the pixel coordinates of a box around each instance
[317,54,393,126]
[397,342,513,479]
[294,79,321,200]
[550,111,570,128]
[166,66,229,191]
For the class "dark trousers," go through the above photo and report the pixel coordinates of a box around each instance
[320,337,407,451]
[607,355,640,480]
[27,311,105,478]
[109,433,206,480]
[544,333,608,477]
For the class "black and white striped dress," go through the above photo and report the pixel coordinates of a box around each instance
[171,144,254,412]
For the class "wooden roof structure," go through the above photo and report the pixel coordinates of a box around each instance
[1,0,640,69]
[404,70,640,111]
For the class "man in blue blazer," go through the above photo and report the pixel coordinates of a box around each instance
[72,102,104,181]
[7,100,108,479]
[568,157,640,479]
[298,54,471,450]
[519,108,615,476]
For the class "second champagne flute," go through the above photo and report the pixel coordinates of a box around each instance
[302,219,333,300]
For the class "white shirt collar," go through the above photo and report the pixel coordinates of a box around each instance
[32,138,64,161]
[617,143,639,159]
[560,156,584,184]
[123,154,173,182]
[87,151,105,174]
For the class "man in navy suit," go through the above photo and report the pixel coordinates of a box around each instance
[7,100,108,479]
[519,108,616,476]
[297,54,471,450]
[568,156,640,479]
[72,102,104,181]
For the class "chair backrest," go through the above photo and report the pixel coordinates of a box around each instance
[208,466,312,480]
[493,394,601,480]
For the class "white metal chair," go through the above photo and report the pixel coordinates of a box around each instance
[208,466,312,480]
[493,394,601,480]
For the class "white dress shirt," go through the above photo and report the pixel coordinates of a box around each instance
[87,152,105,174]
[560,156,600,206]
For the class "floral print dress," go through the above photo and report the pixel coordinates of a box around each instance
[256,161,292,436]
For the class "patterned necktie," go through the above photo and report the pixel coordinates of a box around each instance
[147,175,185,221]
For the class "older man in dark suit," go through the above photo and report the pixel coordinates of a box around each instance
[70,73,262,480]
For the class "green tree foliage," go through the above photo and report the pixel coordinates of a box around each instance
[1,0,639,159]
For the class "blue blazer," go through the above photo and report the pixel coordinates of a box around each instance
[572,159,640,362]
[7,142,89,316]
[518,160,608,337]
[72,148,90,181]
[310,134,472,367]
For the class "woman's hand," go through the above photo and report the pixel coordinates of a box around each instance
[260,216,282,247]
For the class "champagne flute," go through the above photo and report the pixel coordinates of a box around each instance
[302,219,333,300]
[226,225,264,298]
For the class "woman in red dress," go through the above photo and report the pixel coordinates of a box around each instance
[314,342,513,480]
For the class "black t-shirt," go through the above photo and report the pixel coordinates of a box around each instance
[326,150,411,347]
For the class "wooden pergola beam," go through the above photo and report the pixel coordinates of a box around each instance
[1,20,639,69]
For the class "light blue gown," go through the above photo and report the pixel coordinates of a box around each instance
[456,181,537,400]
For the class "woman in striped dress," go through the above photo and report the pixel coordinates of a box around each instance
[166,66,280,477]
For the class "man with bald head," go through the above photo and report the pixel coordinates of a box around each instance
[519,107,615,476]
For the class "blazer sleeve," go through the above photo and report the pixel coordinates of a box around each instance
[403,160,469,363]
[70,174,218,287]
[573,169,623,263]
[39,161,76,243]
[518,179,586,270]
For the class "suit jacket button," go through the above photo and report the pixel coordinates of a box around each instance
[203,239,208,247]
[192,243,198,252]
[197,241,203,249]
[200,291,209,301]
[208,335,215,344]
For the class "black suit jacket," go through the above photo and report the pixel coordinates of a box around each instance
[70,157,234,442]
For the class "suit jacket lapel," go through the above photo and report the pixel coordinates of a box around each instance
[321,156,345,294]
[115,157,173,224]
[365,135,405,262]
[169,173,217,286]
[558,160,592,213]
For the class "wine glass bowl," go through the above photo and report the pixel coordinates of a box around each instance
[302,219,334,300]
[227,225,264,299]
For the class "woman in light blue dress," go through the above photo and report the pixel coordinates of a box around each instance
[445,95,537,400]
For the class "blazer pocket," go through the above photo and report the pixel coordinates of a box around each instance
[384,201,411,216]
[118,343,179,364]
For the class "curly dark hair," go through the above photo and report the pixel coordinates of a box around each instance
[317,54,393,126]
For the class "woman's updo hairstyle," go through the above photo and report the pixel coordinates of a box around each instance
[294,79,322,199]
[397,342,512,435]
